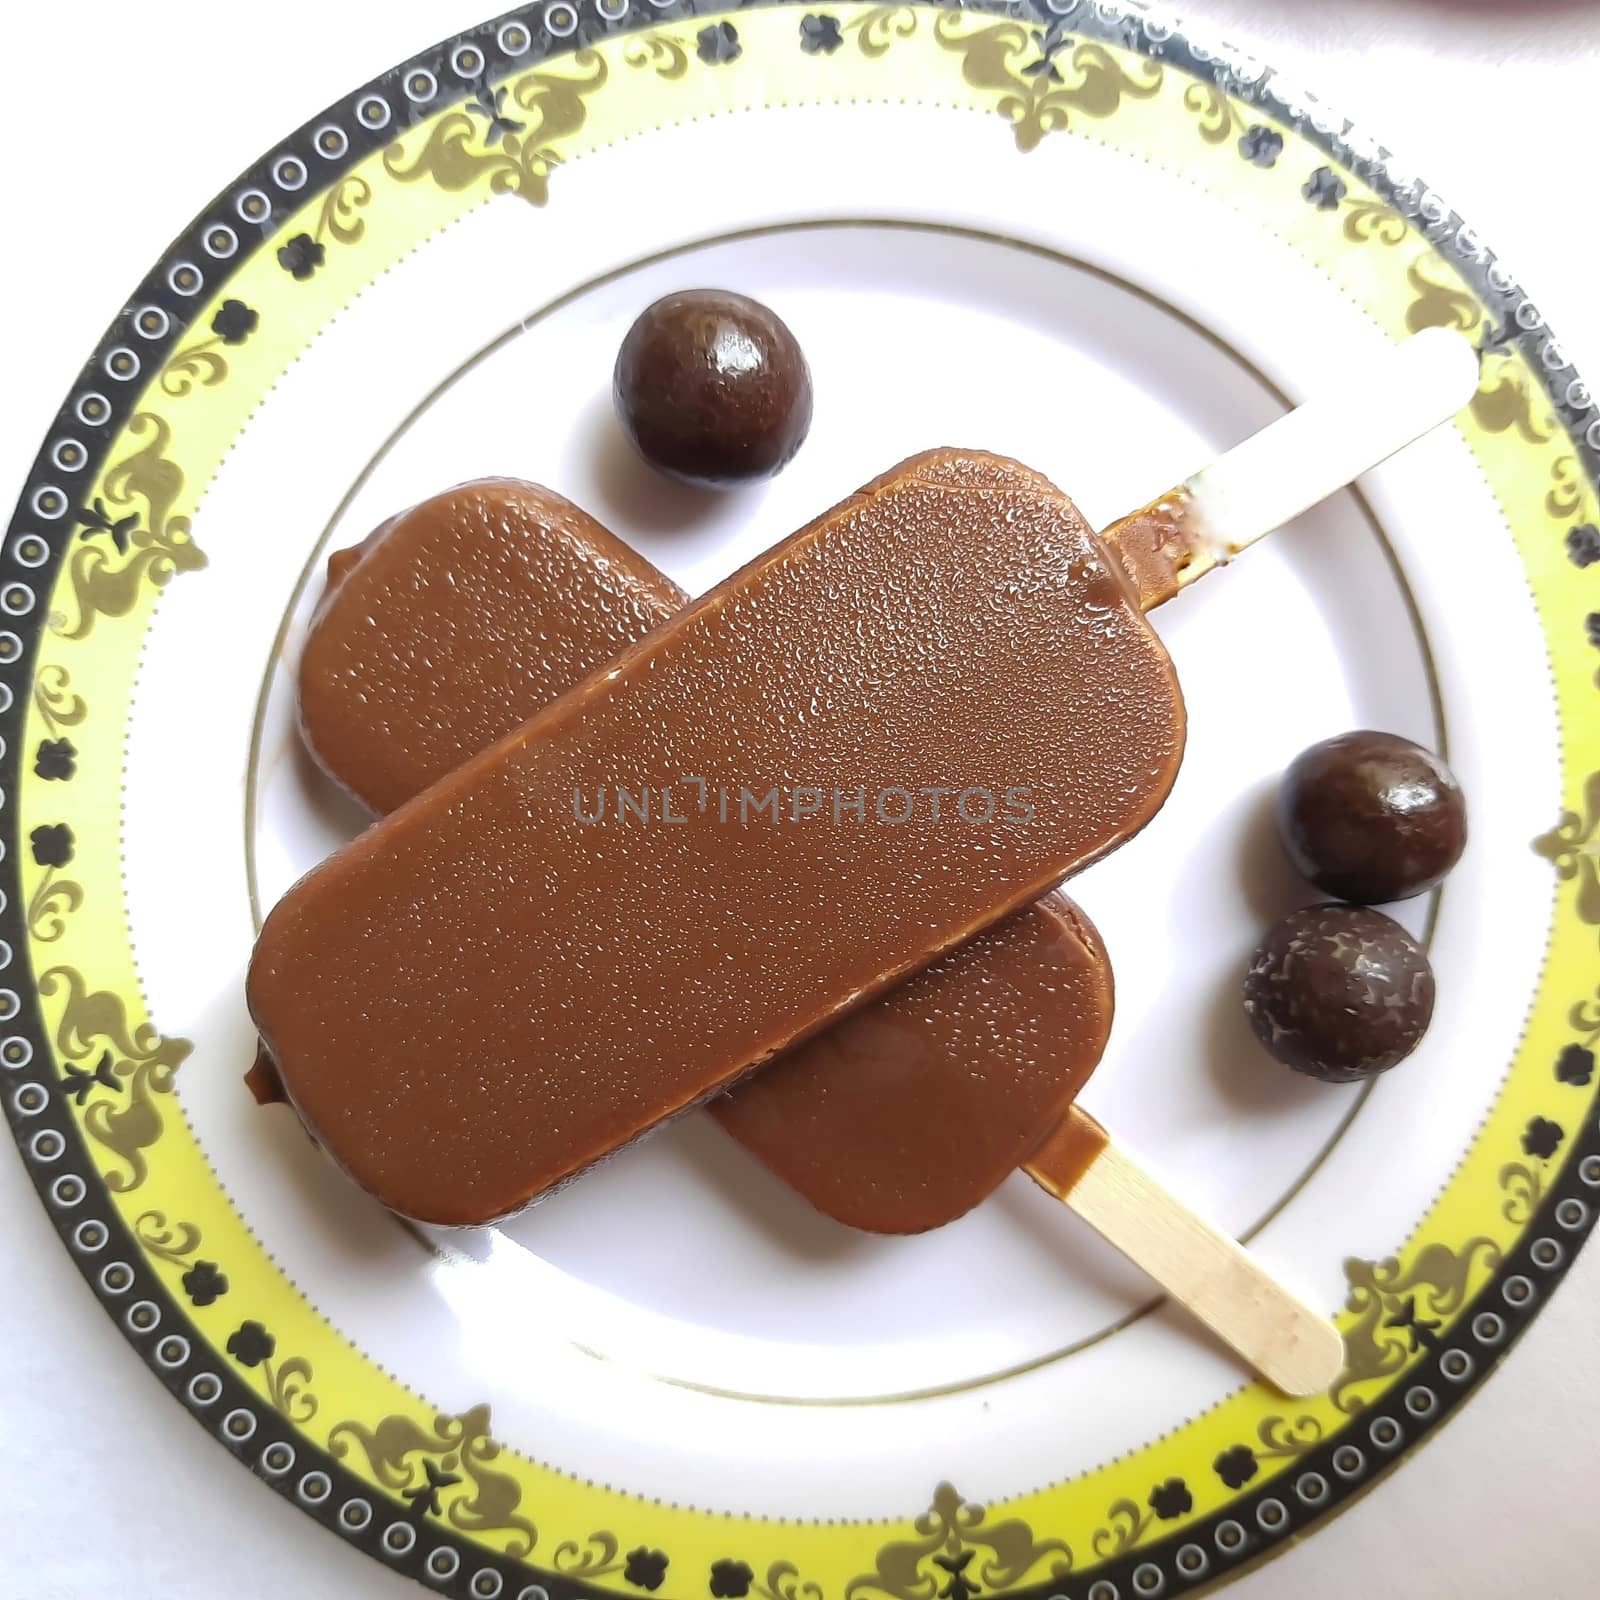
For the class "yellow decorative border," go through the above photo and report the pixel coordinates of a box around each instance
[15,7,1598,1589]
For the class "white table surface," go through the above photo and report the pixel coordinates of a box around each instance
[3,4,1597,1596]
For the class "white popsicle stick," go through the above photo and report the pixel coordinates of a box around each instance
[1175,326,1480,578]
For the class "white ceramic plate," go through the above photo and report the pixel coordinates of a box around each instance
[7,4,1598,1596]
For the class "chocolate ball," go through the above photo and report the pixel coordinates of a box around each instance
[613,290,813,488]
[1277,730,1466,903]
[1243,904,1435,1082]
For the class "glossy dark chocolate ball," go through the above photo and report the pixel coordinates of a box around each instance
[1276,730,1466,903]
[1243,904,1434,1083]
[613,290,813,487]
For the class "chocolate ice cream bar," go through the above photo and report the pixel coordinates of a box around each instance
[297,477,1116,1232]
[251,451,1185,1224]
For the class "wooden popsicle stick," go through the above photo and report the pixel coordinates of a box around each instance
[1024,1109,1345,1398]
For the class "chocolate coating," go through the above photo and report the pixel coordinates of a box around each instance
[719,892,1114,1233]
[300,480,681,815]
[1277,730,1466,904]
[613,290,812,487]
[1243,903,1435,1082]
[252,448,1184,1225]
[295,479,1116,1232]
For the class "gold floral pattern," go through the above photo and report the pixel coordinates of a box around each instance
[31,663,87,736]
[39,965,191,1191]
[385,51,608,207]
[263,1354,319,1424]
[1089,1500,1151,1559]
[1332,1239,1500,1411]
[133,1209,202,1265]
[315,173,373,246]
[1571,986,1600,1047]
[846,1482,1071,1600]
[845,5,919,57]
[52,413,207,640]
[27,867,82,943]
[1472,363,1555,442]
[1402,261,1556,440]
[1499,1160,1545,1224]
[158,343,230,399]
[625,33,690,78]
[1255,1412,1325,1459]
[329,1403,536,1554]
[1207,1414,1325,1494]
[1534,771,1600,942]
[1402,258,1480,336]
[1341,199,1407,246]
[934,17,1161,153]
[224,1319,320,1422]
[552,1531,623,1578]
[756,1561,826,1600]
[1181,80,1244,145]
[1546,453,1589,521]
[157,298,262,399]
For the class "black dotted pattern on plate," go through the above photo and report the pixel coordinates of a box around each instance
[3,3,1597,1597]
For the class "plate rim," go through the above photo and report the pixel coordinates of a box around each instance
[5,2,1598,1597]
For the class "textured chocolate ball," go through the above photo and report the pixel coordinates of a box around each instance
[613,290,813,487]
[1243,903,1434,1082]
[1277,730,1466,903]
